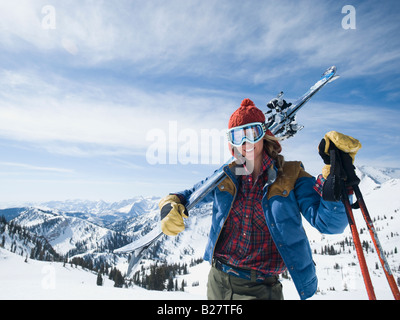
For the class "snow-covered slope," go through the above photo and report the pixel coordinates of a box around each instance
[0,247,202,300]
[356,165,400,195]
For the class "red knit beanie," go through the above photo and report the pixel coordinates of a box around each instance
[228,98,265,129]
[228,98,282,153]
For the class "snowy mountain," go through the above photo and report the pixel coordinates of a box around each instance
[0,215,61,262]
[1,165,399,299]
[34,196,161,227]
[11,207,118,256]
[0,196,162,256]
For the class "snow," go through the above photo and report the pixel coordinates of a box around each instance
[0,248,203,300]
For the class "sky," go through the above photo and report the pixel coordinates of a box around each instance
[0,0,400,204]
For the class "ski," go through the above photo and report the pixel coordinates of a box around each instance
[267,66,338,139]
[115,66,339,276]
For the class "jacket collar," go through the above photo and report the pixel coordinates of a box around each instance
[224,153,277,188]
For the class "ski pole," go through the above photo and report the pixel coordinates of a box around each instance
[352,185,400,300]
[340,180,377,300]
[335,145,399,300]
[327,145,376,299]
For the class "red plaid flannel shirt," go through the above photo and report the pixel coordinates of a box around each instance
[214,150,286,275]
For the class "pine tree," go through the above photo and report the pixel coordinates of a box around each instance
[97,272,103,286]
[113,269,125,288]
[180,279,186,292]
[167,277,174,291]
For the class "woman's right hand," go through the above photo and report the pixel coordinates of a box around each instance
[159,195,188,236]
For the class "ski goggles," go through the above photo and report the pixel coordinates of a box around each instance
[227,122,267,147]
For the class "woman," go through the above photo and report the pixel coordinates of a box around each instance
[159,98,351,300]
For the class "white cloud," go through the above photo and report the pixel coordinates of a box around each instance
[2,1,398,80]
[0,161,74,173]
[0,69,236,162]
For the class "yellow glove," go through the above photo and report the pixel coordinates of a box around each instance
[159,195,188,236]
[323,131,362,163]
[319,131,362,179]
[322,165,331,180]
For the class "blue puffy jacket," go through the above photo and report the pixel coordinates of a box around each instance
[176,160,348,300]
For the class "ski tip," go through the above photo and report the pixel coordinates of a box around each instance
[323,66,337,76]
